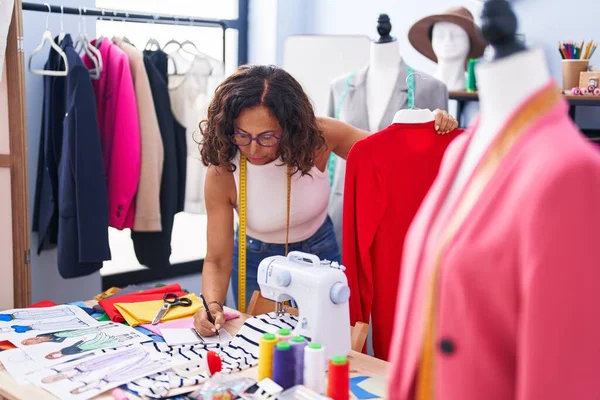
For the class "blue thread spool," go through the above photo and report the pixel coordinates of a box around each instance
[290,335,306,385]
[272,341,295,390]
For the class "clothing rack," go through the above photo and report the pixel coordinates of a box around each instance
[21,1,227,64]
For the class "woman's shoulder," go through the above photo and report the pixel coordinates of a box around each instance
[206,164,237,205]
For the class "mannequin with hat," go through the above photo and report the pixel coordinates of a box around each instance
[408,7,488,91]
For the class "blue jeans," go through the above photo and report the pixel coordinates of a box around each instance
[232,216,340,310]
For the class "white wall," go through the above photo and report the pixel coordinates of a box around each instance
[248,0,314,66]
[23,0,102,304]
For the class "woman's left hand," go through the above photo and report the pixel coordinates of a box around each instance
[433,109,458,134]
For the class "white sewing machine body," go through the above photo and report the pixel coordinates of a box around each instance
[257,251,352,360]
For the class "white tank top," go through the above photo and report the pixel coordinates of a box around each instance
[232,152,330,243]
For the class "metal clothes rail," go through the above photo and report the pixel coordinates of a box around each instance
[21,1,228,64]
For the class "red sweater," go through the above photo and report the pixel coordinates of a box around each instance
[343,121,462,360]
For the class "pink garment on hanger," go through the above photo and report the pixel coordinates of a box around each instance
[82,38,141,230]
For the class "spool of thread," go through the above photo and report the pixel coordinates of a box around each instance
[276,328,292,342]
[303,342,326,394]
[466,58,478,92]
[272,341,295,390]
[290,335,306,385]
[327,355,349,400]
[258,333,278,380]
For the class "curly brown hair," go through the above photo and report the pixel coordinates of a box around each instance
[199,64,326,175]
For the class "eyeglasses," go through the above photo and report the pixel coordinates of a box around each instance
[230,132,281,148]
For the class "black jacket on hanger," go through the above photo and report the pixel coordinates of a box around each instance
[144,49,186,213]
[32,35,110,278]
[32,42,65,253]
[131,53,180,268]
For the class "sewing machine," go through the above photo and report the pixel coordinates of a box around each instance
[257,251,351,360]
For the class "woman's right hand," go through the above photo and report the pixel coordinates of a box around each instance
[193,304,225,337]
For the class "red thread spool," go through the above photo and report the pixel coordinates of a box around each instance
[327,355,349,400]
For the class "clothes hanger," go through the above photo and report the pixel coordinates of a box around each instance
[74,7,102,80]
[28,3,69,77]
[121,13,133,45]
[392,72,435,123]
[144,16,161,51]
[57,5,66,44]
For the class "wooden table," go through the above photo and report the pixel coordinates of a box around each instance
[0,312,389,400]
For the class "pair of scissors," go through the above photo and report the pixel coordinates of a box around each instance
[151,293,193,325]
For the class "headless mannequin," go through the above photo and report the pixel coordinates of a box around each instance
[366,14,402,132]
[446,0,551,201]
[431,22,470,91]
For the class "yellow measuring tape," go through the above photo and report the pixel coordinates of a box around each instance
[238,154,292,313]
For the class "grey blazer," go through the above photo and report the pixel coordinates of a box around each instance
[326,60,448,255]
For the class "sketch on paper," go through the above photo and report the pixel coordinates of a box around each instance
[17,322,151,367]
[44,332,140,360]
[28,345,171,400]
[20,324,114,346]
[0,307,77,322]
[0,348,43,385]
[0,305,99,340]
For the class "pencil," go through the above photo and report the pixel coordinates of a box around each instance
[199,293,222,342]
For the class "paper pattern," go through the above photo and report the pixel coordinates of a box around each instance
[15,321,151,367]
[0,348,41,385]
[161,328,203,346]
[27,344,171,400]
[0,305,100,341]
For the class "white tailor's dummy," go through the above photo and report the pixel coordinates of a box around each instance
[408,6,488,91]
[445,40,551,203]
[366,23,402,132]
[431,21,470,91]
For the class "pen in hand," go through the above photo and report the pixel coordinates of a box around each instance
[199,294,222,342]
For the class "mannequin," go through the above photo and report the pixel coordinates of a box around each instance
[387,1,600,398]
[366,14,401,132]
[447,0,551,199]
[431,22,470,91]
[408,6,487,91]
[326,14,448,266]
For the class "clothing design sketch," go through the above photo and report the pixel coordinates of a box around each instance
[0,307,75,322]
[22,324,113,345]
[70,352,165,394]
[128,313,298,398]
[45,332,139,359]
[2,317,89,334]
[41,346,146,383]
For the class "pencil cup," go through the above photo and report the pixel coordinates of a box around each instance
[562,60,589,92]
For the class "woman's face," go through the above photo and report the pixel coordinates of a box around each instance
[233,105,282,165]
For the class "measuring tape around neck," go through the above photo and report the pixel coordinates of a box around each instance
[238,154,292,312]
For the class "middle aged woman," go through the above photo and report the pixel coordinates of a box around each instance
[193,64,458,336]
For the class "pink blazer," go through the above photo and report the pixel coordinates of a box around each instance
[388,83,600,400]
[84,38,141,230]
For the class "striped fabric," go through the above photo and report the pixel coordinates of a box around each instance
[126,313,298,398]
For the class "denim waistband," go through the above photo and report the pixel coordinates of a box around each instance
[235,215,334,253]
